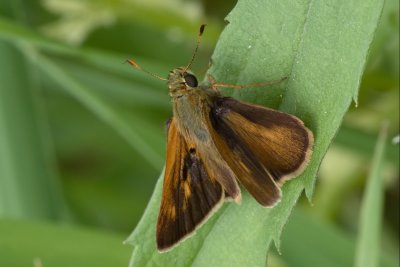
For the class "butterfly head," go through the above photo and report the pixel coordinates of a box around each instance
[168,67,198,96]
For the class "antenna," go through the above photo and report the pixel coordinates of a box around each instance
[183,24,206,72]
[126,59,167,81]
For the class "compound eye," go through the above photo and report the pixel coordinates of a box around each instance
[183,73,198,87]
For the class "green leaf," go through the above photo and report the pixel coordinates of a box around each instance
[126,0,385,266]
[0,218,131,267]
[0,41,68,220]
[334,125,399,164]
[280,209,397,267]
[26,51,164,170]
[354,123,388,267]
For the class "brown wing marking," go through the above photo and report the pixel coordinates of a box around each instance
[207,97,313,207]
[206,111,280,206]
[217,97,313,183]
[156,118,224,252]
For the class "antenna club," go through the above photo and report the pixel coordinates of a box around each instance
[126,58,167,81]
[200,24,206,35]
[184,24,206,72]
[126,59,140,69]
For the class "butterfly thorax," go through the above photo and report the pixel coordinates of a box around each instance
[167,68,219,144]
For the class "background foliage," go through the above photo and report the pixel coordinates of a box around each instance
[0,0,398,266]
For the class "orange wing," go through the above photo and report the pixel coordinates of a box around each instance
[208,97,313,206]
[156,118,224,252]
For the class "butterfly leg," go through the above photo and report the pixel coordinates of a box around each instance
[207,74,287,90]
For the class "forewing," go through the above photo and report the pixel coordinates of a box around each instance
[156,118,224,252]
[208,97,313,206]
[217,97,313,182]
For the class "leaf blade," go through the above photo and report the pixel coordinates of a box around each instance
[28,52,164,170]
[0,218,131,267]
[127,0,385,265]
[0,41,68,220]
[354,123,388,267]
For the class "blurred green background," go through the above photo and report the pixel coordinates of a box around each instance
[0,0,398,266]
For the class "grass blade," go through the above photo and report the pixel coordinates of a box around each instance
[0,41,67,220]
[354,123,389,267]
[0,218,131,267]
[25,51,164,170]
